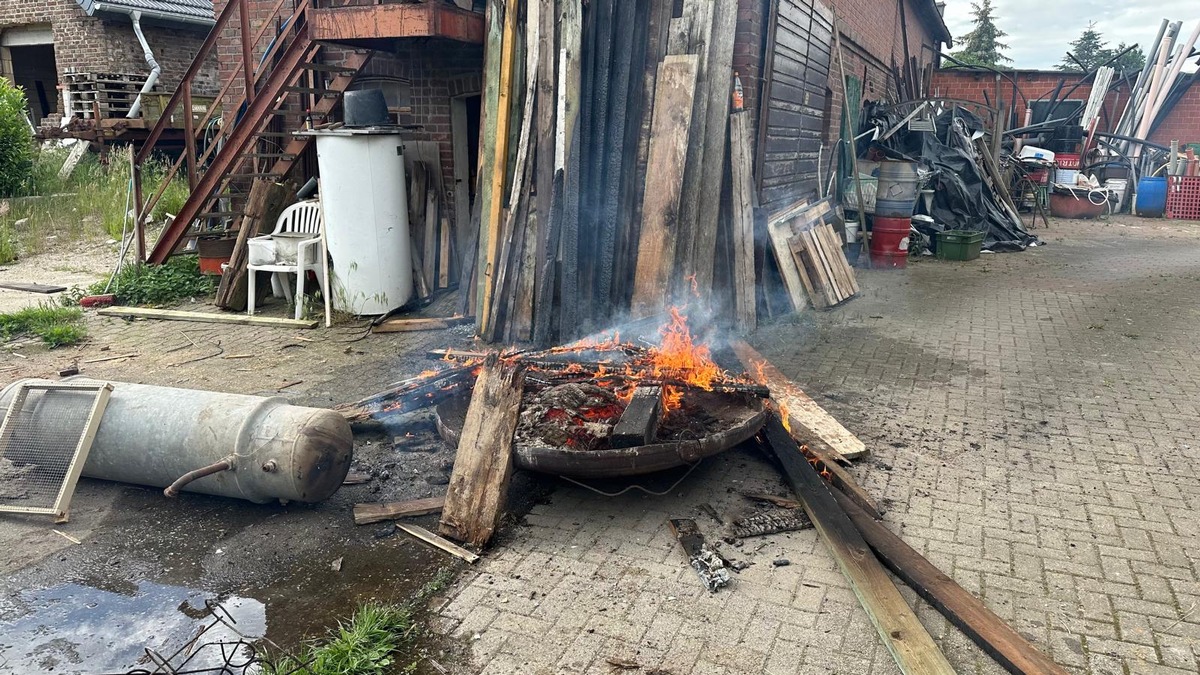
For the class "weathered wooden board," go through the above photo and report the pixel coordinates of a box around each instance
[439,358,525,548]
[0,282,68,294]
[833,489,1071,675]
[630,54,699,318]
[354,496,446,525]
[730,339,867,461]
[729,111,757,329]
[98,306,317,329]
[766,204,811,312]
[371,316,470,333]
[397,522,479,564]
[764,416,955,675]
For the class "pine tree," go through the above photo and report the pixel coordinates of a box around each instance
[1058,26,1147,72]
[949,0,1012,68]
[1058,23,1107,71]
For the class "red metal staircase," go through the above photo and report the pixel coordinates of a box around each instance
[133,0,373,264]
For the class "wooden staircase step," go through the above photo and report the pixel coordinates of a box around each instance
[300,62,358,73]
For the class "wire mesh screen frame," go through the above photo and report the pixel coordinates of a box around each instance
[0,382,112,522]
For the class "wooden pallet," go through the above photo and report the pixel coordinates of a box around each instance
[766,198,858,310]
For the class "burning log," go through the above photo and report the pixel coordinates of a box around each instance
[610,386,663,449]
[732,509,812,538]
[336,365,476,422]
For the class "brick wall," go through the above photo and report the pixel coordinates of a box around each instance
[0,0,217,117]
[1147,87,1200,146]
[931,69,1144,142]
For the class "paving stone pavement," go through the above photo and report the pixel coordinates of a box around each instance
[435,218,1200,675]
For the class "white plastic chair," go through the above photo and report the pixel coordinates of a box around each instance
[247,200,330,321]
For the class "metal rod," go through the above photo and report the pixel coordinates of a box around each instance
[164,459,232,497]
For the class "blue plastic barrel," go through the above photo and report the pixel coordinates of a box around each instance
[1134,177,1167,217]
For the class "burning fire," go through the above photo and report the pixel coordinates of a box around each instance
[648,307,722,410]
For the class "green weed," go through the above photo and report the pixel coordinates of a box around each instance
[0,79,33,197]
[90,256,214,306]
[0,304,86,348]
[260,568,455,675]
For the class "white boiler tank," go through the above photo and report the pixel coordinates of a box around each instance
[312,128,412,315]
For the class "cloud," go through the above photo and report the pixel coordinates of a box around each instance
[943,1,1198,69]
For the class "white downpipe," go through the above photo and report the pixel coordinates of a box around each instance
[1148,21,1200,125]
[127,11,161,119]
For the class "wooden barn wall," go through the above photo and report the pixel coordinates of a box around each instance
[755,0,833,211]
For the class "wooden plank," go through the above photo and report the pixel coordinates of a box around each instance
[741,491,802,509]
[451,97,472,266]
[669,518,731,592]
[691,0,738,294]
[610,385,662,449]
[58,141,90,180]
[767,214,810,312]
[439,357,525,548]
[730,339,867,461]
[473,0,509,333]
[397,522,480,564]
[729,111,757,329]
[554,0,582,341]
[803,228,844,304]
[0,282,67,294]
[763,415,956,675]
[98,307,318,328]
[787,234,827,310]
[371,316,470,333]
[354,496,446,525]
[673,0,714,296]
[630,54,699,318]
[439,214,452,289]
[819,223,858,298]
[833,489,1071,675]
[423,180,439,292]
[529,0,557,342]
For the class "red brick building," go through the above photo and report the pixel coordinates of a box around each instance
[0,0,218,125]
[931,68,1199,148]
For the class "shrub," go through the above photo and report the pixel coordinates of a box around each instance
[0,79,34,197]
[91,255,215,306]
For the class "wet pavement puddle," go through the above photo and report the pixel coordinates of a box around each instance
[0,580,264,674]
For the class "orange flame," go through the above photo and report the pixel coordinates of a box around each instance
[779,402,792,433]
[644,306,722,411]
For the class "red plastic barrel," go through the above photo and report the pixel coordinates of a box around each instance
[870,216,910,269]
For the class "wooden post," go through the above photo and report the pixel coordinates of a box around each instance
[477,0,521,336]
[833,21,868,254]
[764,416,956,675]
[729,111,757,330]
[610,386,663,448]
[439,357,526,548]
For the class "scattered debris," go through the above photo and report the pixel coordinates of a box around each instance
[772,558,790,567]
[330,556,343,572]
[354,496,446,525]
[741,491,802,509]
[397,522,479,564]
[698,502,723,525]
[57,365,80,377]
[0,282,68,294]
[81,353,138,364]
[669,518,731,592]
[342,472,371,485]
[733,509,813,538]
[371,316,471,333]
[52,529,81,545]
[606,657,641,671]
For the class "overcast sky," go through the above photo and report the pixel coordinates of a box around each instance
[942,1,1197,69]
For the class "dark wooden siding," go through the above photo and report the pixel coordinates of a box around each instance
[755,0,833,212]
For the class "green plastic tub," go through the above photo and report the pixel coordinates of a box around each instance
[935,230,984,261]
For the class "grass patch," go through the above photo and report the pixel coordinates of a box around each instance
[90,256,214,306]
[0,304,87,348]
[0,144,188,260]
[260,569,454,675]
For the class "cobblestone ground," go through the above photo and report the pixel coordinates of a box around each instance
[435,217,1200,675]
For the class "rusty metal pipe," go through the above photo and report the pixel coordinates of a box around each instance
[164,459,233,498]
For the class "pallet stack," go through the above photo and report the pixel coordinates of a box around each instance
[65,72,158,120]
[766,198,858,311]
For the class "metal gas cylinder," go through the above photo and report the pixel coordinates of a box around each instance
[0,379,352,503]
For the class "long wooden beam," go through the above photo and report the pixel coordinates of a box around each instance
[833,489,1071,675]
[310,3,485,43]
[764,416,955,675]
